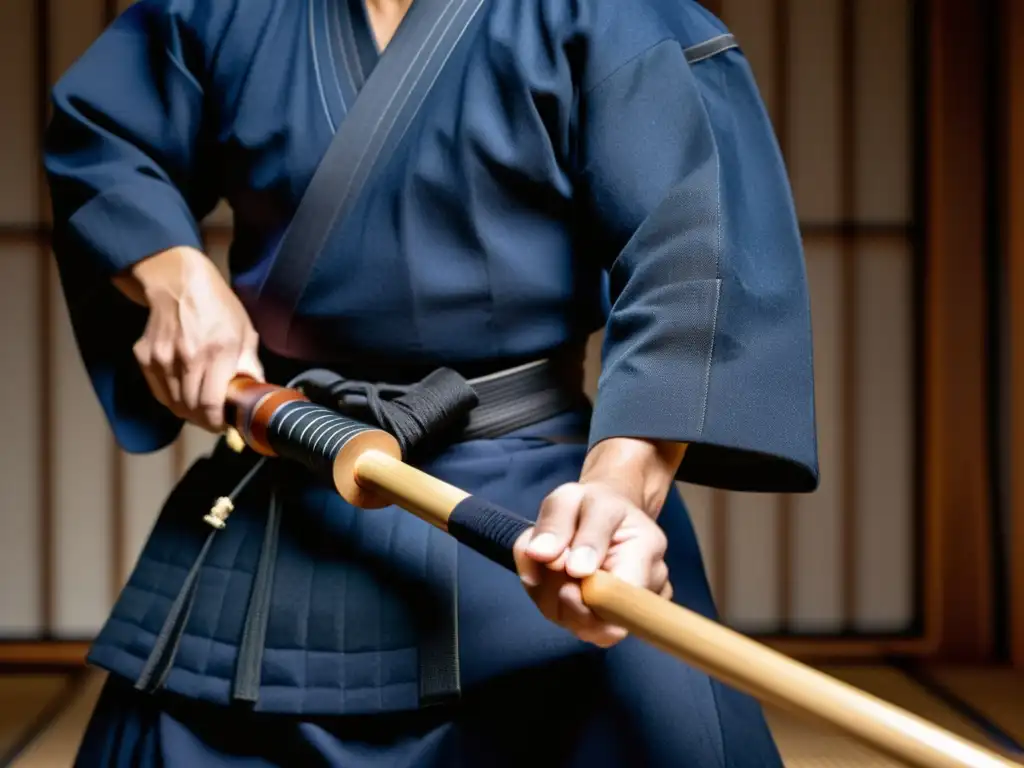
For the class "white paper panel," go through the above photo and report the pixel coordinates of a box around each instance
[791,241,844,631]
[50,260,114,636]
[49,0,103,85]
[720,0,779,123]
[0,0,38,224]
[180,425,218,475]
[854,239,914,631]
[725,492,780,630]
[855,0,911,223]
[0,247,43,635]
[788,0,841,223]
[121,449,176,582]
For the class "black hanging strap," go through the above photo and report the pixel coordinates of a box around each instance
[232,491,282,703]
[135,456,270,695]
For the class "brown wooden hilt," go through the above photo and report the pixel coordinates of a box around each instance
[224,375,401,508]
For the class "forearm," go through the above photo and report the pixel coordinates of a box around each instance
[579,437,687,518]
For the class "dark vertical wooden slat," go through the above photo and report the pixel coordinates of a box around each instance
[1003,0,1024,670]
[910,0,929,648]
[773,0,794,631]
[923,0,994,661]
[102,0,127,600]
[773,0,790,154]
[697,0,723,16]
[110,438,125,595]
[36,0,55,637]
[838,0,858,632]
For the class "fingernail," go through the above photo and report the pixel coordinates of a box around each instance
[519,568,540,588]
[528,532,559,557]
[568,546,598,575]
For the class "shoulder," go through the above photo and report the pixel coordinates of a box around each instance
[109,0,247,40]
[105,0,285,75]
[571,0,733,89]
[482,0,730,79]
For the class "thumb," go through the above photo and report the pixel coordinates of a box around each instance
[512,527,542,588]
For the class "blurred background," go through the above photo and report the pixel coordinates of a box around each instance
[0,0,1021,764]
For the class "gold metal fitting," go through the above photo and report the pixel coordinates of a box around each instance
[203,496,234,529]
[225,427,246,453]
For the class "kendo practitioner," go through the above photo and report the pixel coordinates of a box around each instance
[44,0,819,764]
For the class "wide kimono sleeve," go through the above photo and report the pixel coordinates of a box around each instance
[44,0,223,453]
[579,38,819,493]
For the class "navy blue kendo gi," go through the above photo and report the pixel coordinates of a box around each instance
[43,0,819,764]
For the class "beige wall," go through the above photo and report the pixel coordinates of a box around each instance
[0,0,915,640]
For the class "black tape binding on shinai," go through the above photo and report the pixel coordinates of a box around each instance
[447,496,533,573]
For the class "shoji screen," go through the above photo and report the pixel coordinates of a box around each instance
[677,0,919,637]
[0,0,920,643]
[0,0,226,641]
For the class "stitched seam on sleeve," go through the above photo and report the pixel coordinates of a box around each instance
[696,60,726,435]
[582,36,674,97]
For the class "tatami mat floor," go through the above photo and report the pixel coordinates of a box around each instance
[926,668,1024,746]
[9,673,104,768]
[764,667,1024,767]
[0,667,1020,767]
[0,674,73,763]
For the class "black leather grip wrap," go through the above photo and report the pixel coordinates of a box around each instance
[265,400,377,477]
[446,496,533,572]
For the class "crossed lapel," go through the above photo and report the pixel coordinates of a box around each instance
[254,0,488,355]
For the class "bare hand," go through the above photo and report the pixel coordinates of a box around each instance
[511,480,673,648]
[120,246,264,432]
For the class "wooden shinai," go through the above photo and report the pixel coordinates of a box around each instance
[222,375,1020,768]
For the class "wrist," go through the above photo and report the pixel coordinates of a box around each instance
[114,246,209,306]
[579,437,687,517]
